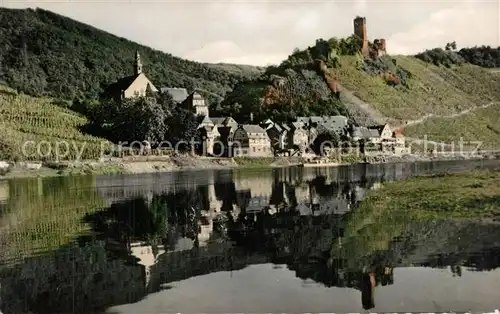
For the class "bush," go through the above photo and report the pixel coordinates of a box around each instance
[415,48,465,67]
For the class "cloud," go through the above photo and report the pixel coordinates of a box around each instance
[3,0,499,65]
[388,1,499,55]
[184,40,285,66]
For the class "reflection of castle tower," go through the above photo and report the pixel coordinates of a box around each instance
[294,184,313,215]
[129,242,165,288]
[233,173,273,211]
[0,181,8,203]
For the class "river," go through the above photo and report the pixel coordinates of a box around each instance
[1,159,500,313]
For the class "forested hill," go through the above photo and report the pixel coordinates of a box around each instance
[0,7,263,102]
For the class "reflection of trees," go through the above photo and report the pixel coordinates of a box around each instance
[7,167,500,314]
[1,242,146,314]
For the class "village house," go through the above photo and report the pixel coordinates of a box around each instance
[288,122,309,155]
[197,116,238,156]
[260,119,289,153]
[232,125,273,157]
[103,51,158,101]
[160,87,209,117]
[351,123,407,155]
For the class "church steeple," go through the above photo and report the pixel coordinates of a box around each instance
[134,50,143,75]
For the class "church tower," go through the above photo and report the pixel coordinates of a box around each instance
[134,50,143,75]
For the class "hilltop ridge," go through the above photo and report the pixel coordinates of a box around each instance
[217,17,500,147]
[0,7,263,103]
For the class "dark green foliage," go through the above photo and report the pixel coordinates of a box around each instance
[360,55,412,88]
[164,107,201,151]
[414,48,465,67]
[218,71,348,124]
[0,8,261,102]
[445,41,457,51]
[281,35,362,68]
[85,96,167,144]
[458,46,500,68]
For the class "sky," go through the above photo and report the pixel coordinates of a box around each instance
[2,0,499,66]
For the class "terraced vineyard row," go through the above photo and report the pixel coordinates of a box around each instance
[330,56,500,122]
[0,86,112,161]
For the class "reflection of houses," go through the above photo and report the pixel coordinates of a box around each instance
[0,181,8,203]
[103,51,158,101]
[129,242,165,288]
[232,125,273,157]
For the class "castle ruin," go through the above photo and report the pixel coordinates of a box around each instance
[353,16,386,58]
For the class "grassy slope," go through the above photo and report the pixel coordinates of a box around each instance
[404,103,500,149]
[327,56,500,146]
[0,85,112,160]
[332,170,500,268]
[331,56,500,122]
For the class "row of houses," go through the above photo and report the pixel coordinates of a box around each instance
[196,115,407,157]
[104,51,407,158]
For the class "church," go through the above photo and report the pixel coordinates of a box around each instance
[103,51,158,101]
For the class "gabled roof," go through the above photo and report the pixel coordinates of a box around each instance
[200,115,214,126]
[207,117,238,127]
[104,74,140,97]
[160,87,189,103]
[210,117,227,125]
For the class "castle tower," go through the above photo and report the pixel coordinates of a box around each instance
[134,50,143,75]
[353,16,369,56]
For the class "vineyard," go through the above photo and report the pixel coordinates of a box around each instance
[329,56,500,122]
[0,85,112,160]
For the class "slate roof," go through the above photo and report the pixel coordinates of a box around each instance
[160,87,189,103]
[241,124,267,134]
[352,126,380,138]
[103,74,140,97]
[296,116,348,135]
[210,117,227,125]
[292,122,305,129]
[368,124,388,134]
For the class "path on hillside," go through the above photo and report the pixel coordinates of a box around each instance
[401,102,497,129]
[338,83,387,126]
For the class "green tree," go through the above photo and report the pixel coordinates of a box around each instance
[165,107,200,152]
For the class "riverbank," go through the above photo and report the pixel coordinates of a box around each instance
[331,168,500,269]
[0,152,498,180]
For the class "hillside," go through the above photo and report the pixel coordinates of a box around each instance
[219,37,500,147]
[0,85,112,161]
[0,8,263,103]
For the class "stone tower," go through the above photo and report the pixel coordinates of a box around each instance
[134,50,143,75]
[354,16,369,56]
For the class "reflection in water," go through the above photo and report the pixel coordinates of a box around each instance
[1,160,500,313]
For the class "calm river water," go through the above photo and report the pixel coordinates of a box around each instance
[1,159,500,313]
